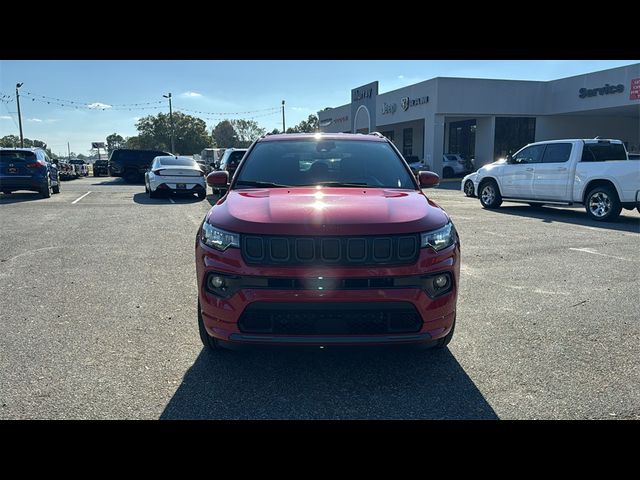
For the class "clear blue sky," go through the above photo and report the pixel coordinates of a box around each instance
[1,60,637,156]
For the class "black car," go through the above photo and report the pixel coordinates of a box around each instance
[93,160,109,176]
[108,148,171,183]
[0,148,60,198]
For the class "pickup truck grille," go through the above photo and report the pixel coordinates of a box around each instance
[241,234,419,266]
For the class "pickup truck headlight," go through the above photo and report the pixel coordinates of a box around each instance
[420,222,456,251]
[201,222,239,251]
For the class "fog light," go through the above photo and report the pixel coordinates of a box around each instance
[434,274,449,288]
[210,276,225,289]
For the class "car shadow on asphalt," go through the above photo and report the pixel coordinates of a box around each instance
[160,347,498,419]
[489,205,640,233]
[132,192,206,205]
[90,177,142,186]
[0,192,46,204]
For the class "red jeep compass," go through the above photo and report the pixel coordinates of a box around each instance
[195,133,460,350]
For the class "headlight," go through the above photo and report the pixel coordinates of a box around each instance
[420,222,456,251]
[201,222,240,251]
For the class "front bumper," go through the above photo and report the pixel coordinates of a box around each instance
[196,239,459,346]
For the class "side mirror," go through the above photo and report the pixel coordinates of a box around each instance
[207,171,229,187]
[506,155,514,164]
[418,171,439,188]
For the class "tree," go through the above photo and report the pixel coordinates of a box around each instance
[212,120,238,148]
[106,133,125,154]
[134,112,211,154]
[230,119,266,147]
[124,136,143,149]
[0,135,55,158]
[286,114,319,134]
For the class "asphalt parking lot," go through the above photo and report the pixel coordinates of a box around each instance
[1,176,638,419]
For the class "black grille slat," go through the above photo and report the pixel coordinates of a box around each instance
[238,302,422,335]
[241,234,419,266]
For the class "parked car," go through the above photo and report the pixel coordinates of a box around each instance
[196,159,212,175]
[109,148,171,183]
[57,160,75,180]
[93,160,109,177]
[405,156,430,175]
[218,148,247,177]
[215,148,247,195]
[474,139,640,221]
[69,159,89,177]
[201,148,225,170]
[442,154,469,178]
[0,147,60,197]
[145,155,207,199]
[196,133,459,351]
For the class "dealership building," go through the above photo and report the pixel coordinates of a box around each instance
[317,63,640,175]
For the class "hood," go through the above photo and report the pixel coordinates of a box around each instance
[206,187,449,236]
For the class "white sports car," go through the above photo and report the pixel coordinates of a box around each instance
[145,156,207,200]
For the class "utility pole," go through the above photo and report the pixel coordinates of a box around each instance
[16,83,24,148]
[281,100,286,133]
[163,93,175,153]
[67,142,71,161]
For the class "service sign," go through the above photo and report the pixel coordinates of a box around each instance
[630,78,640,100]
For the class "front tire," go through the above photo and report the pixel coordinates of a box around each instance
[463,180,475,197]
[198,300,223,351]
[149,187,158,199]
[585,186,622,221]
[479,180,502,209]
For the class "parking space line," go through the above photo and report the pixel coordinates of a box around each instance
[71,191,92,204]
[168,197,175,204]
[568,247,636,262]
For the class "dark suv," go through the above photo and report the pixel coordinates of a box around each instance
[196,133,460,351]
[0,148,60,198]
[93,160,109,177]
[109,149,170,183]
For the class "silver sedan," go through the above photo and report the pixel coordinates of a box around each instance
[145,156,207,200]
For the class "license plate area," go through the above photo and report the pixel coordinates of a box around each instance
[176,183,186,189]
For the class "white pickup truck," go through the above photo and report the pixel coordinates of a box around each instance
[473,139,640,221]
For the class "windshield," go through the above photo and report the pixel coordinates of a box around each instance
[235,140,415,189]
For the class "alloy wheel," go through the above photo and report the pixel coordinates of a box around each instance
[588,192,612,218]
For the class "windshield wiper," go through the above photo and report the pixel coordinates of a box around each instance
[235,180,290,188]
[298,181,369,187]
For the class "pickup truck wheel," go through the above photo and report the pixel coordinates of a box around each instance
[197,191,206,200]
[198,300,223,351]
[585,186,622,221]
[479,180,502,209]
[463,180,475,197]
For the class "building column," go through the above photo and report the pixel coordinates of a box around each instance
[474,116,496,168]
[424,114,445,176]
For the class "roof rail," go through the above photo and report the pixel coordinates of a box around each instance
[368,131,385,138]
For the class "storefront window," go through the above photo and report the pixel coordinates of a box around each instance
[403,128,413,157]
[448,120,476,160]
[494,117,536,161]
